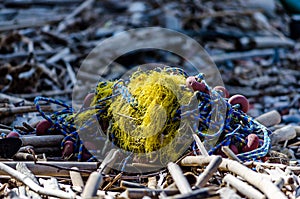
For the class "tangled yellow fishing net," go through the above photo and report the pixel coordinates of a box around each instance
[73,67,195,163]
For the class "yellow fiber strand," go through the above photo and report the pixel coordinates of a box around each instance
[73,68,194,163]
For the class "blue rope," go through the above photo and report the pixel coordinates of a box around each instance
[33,67,272,162]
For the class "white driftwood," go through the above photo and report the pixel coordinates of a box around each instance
[69,167,84,191]
[81,172,103,198]
[167,162,192,194]
[223,174,265,199]
[0,162,74,198]
[180,155,287,199]
[148,176,157,189]
[192,134,209,156]
[221,146,242,163]
[195,155,222,187]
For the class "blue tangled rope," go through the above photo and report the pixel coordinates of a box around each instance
[34,67,271,162]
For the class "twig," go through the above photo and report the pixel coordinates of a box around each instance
[103,172,122,191]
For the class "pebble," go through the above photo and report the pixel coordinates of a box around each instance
[270,125,296,145]
[255,110,281,127]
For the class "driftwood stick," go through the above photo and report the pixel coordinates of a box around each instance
[0,161,97,177]
[57,0,94,32]
[0,128,11,134]
[14,89,72,99]
[167,162,192,194]
[211,49,275,64]
[123,188,178,198]
[0,93,32,105]
[180,156,287,199]
[103,172,122,191]
[81,172,103,198]
[0,105,52,117]
[21,135,64,147]
[0,16,64,32]
[16,162,39,185]
[223,174,265,199]
[120,180,147,188]
[0,162,74,198]
[192,134,208,156]
[69,167,84,188]
[82,149,119,197]
[166,187,218,199]
[195,155,222,188]
[221,146,242,163]
[0,123,13,130]
[147,176,157,189]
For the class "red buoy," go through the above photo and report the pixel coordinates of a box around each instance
[228,94,249,113]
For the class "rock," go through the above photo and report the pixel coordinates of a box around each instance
[128,2,147,13]
[255,110,281,127]
[270,125,296,145]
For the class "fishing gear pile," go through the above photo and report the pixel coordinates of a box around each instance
[34,66,272,164]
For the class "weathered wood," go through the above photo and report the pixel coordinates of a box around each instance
[123,188,179,199]
[192,134,209,156]
[57,0,94,32]
[0,105,52,117]
[81,172,103,198]
[167,162,192,194]
[147,176,157,189]
[211,49,275,64]
[0,16,64,32]
[0,162,74,198]
[195,155,222,188]
[14,89,72,99]
[69,167,84,189]
[16,162,39,185]
[180,155,287,199]
[223,174,265,199]
[21,135,64,147]
[103,172,122,191]
[0,161,97,177]
[0,93,32,105]
[221,146,242,163]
